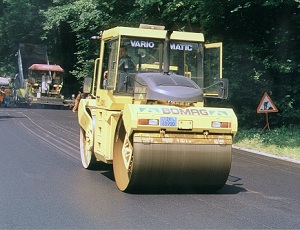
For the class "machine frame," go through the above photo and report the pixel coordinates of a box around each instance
[78,25,238,192]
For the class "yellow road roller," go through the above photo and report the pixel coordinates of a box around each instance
[77,24,238,192]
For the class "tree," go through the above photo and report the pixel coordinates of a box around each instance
[192,0,300,127]
[42,0,115,95]
[0,0,54,77]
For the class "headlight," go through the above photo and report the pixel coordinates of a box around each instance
[138,119,159,125]
[211,121,231,128]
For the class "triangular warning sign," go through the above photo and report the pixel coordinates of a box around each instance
[257,92,278,113]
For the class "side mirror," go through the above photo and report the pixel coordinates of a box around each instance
[218,78,228,99]
[203,78,229,99]
[83,77,92,94]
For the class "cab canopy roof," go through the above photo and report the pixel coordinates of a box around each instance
[28,64,64,72]
[101,26,205,42]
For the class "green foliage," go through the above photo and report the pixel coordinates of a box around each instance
[0,0,299,126]
[234,126,300,160]
[0,0,49,76]
[41,0,113,94]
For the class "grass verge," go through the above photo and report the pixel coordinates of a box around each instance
[233,126,300,161]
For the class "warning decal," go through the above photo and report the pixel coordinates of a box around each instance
[257,92,278,113]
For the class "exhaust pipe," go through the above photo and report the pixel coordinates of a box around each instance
[163,30,173,75]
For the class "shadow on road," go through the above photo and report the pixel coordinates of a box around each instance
[125,183,247,195]
[218,184,247,194]
[96,166,248,195]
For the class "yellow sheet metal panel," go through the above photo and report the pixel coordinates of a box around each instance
[102,27,205,42]
[123,104,238,136]
[94,109,121,162]
[98,90,133,110]
[78,99,94,131]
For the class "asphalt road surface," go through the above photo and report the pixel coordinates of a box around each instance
[1,108,300,229]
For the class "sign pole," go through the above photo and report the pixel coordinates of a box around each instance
[260,112,270,133]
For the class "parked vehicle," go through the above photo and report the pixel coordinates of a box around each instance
[14,43,64,104]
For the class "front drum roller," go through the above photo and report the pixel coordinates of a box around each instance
[113,121,232,193]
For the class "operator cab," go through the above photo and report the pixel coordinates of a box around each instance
[91,26,227,104]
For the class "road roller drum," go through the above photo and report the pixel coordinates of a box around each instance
[113,125,233,192]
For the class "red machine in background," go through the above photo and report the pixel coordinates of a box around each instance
[13,43,65,105]
[27,64,64,99]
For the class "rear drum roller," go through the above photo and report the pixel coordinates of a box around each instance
[113,121,134,191]
[80,127,96,169]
